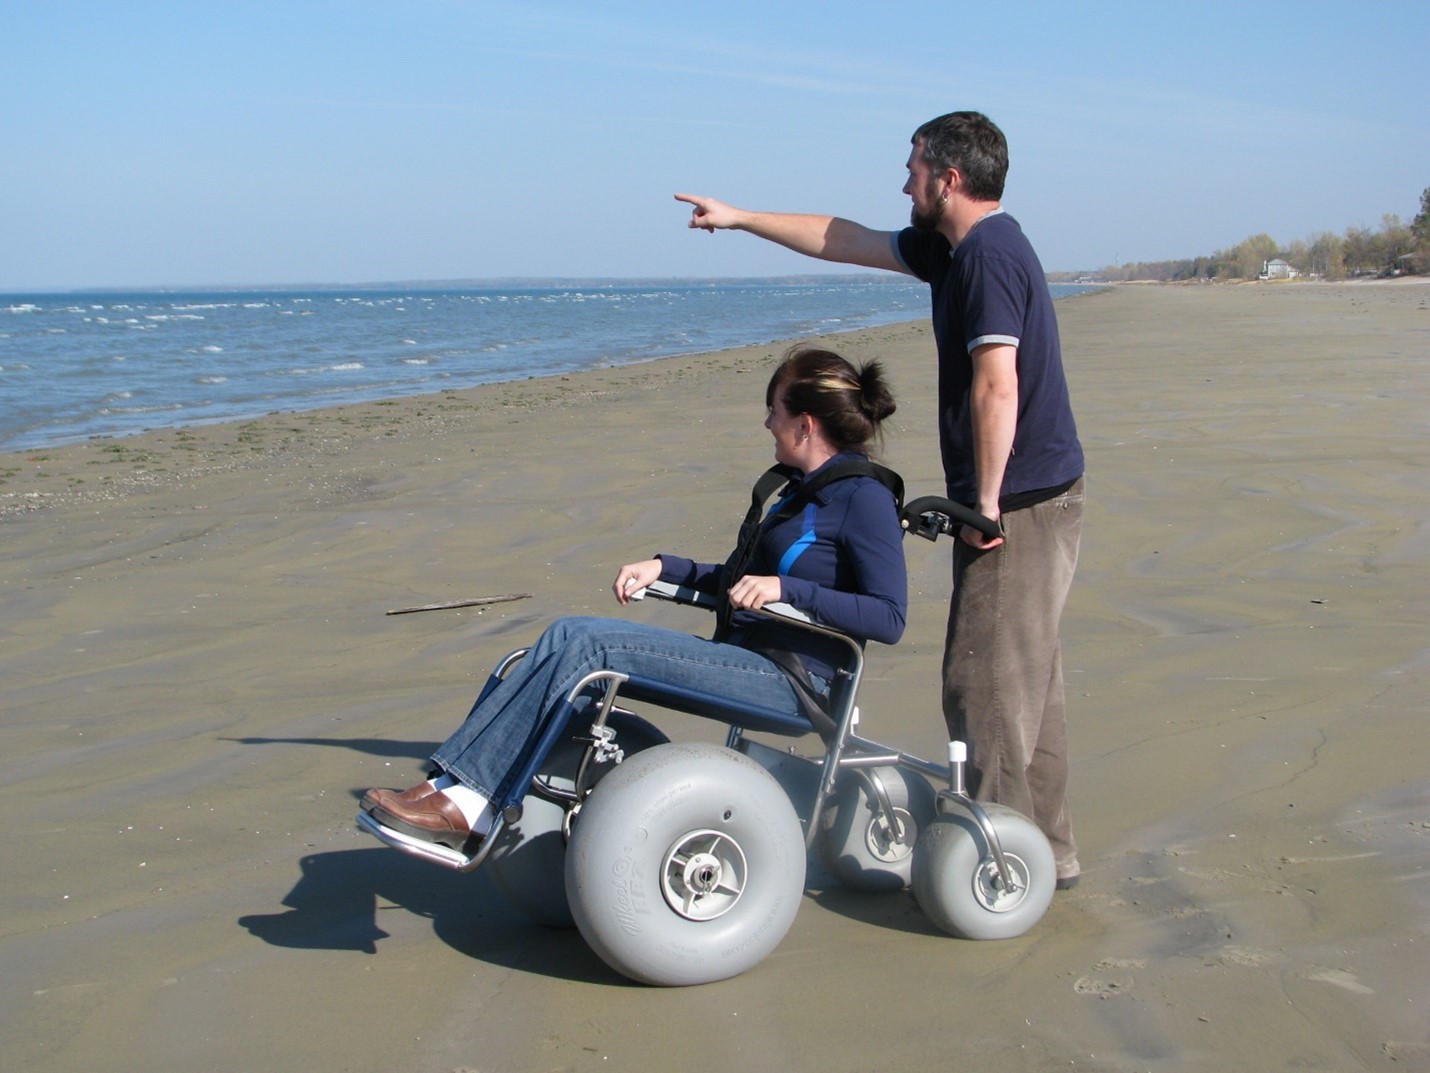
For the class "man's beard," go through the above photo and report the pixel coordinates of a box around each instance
[910,182,945,232]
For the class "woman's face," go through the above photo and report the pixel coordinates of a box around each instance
[765,391,807,468]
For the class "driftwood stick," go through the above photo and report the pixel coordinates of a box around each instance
[386,593,534,616]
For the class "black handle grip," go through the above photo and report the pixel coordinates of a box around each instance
[899,496,1002,541]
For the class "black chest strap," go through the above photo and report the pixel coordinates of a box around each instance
[716,460,903,633]
[715,459,902,737]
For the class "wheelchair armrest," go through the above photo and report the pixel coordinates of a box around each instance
[754,601,813,626]
[632,580,812,625]
[630,579,718,611]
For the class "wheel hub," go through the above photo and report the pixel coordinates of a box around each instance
[972,852,1031,913]
[682,851,723,893]
[865,806,915,863]
[660,828,747,922]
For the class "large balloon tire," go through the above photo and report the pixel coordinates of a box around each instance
[911,801,1055,940]
[565,741,806,986]
[818,766,936,891]
[484,710,668,928]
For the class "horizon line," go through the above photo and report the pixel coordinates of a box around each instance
[3,271,917,296]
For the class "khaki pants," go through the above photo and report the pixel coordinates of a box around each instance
[942,477,1084,880]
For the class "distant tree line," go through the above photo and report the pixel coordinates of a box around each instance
[1054,187,1430,282]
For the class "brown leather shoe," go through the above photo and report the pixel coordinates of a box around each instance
[371,790,477,851]
[361,781,438,814]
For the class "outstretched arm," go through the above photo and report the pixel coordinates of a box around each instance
[674,193,908,275]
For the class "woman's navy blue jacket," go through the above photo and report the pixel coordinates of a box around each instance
[656,452,908,682]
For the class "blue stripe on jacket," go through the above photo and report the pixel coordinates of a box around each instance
[777,502,818,575]
[654,453,909,683]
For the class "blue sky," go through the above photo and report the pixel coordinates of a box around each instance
[3,0,1426,290]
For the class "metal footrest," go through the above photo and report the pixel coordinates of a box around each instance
[355,809,478,871]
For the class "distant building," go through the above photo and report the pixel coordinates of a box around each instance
[1260,258,1299,280]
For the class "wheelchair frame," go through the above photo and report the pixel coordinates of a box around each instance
[355,496,1053,983]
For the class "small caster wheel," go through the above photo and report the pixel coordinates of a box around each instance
[911,800,1055,940]
[819,766,935,891]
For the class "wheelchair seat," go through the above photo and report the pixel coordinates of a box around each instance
[616,671,817,737]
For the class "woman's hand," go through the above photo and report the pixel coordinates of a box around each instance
[727,574,783,611]
[612,559,664,605]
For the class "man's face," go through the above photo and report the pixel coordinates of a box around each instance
[903,143,946,232]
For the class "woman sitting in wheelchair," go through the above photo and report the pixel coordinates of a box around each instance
[360,346,907,854]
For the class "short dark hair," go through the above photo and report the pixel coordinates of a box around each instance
[912,111,1008,202]
[767,346,897,455]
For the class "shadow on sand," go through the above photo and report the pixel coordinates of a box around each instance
[238,844,627,985]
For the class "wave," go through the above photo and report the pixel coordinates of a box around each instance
[99,401,184,417]
[280,362,367,376]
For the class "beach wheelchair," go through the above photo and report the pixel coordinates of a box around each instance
[356,496,1056,986]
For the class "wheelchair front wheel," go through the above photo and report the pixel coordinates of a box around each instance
[485,710,668,928]
[911,801,1055,940]
[565,741,806,986]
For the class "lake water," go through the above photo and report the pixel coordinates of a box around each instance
[0,278,1094,452]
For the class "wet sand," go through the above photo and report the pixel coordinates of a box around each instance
[2,280,1427,1072]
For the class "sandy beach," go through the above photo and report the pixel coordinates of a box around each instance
[2,280,1427,1072]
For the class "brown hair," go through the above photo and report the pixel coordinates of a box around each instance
[912,111,1008,202]
[766,346,897,455]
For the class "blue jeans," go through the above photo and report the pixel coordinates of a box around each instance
[431,616,800,810]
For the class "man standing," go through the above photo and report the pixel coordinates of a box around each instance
[676,111,1084,888]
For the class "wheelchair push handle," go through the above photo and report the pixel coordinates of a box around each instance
[899,496,1002,542]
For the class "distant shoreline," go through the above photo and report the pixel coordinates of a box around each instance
[1064,274,1430,288]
